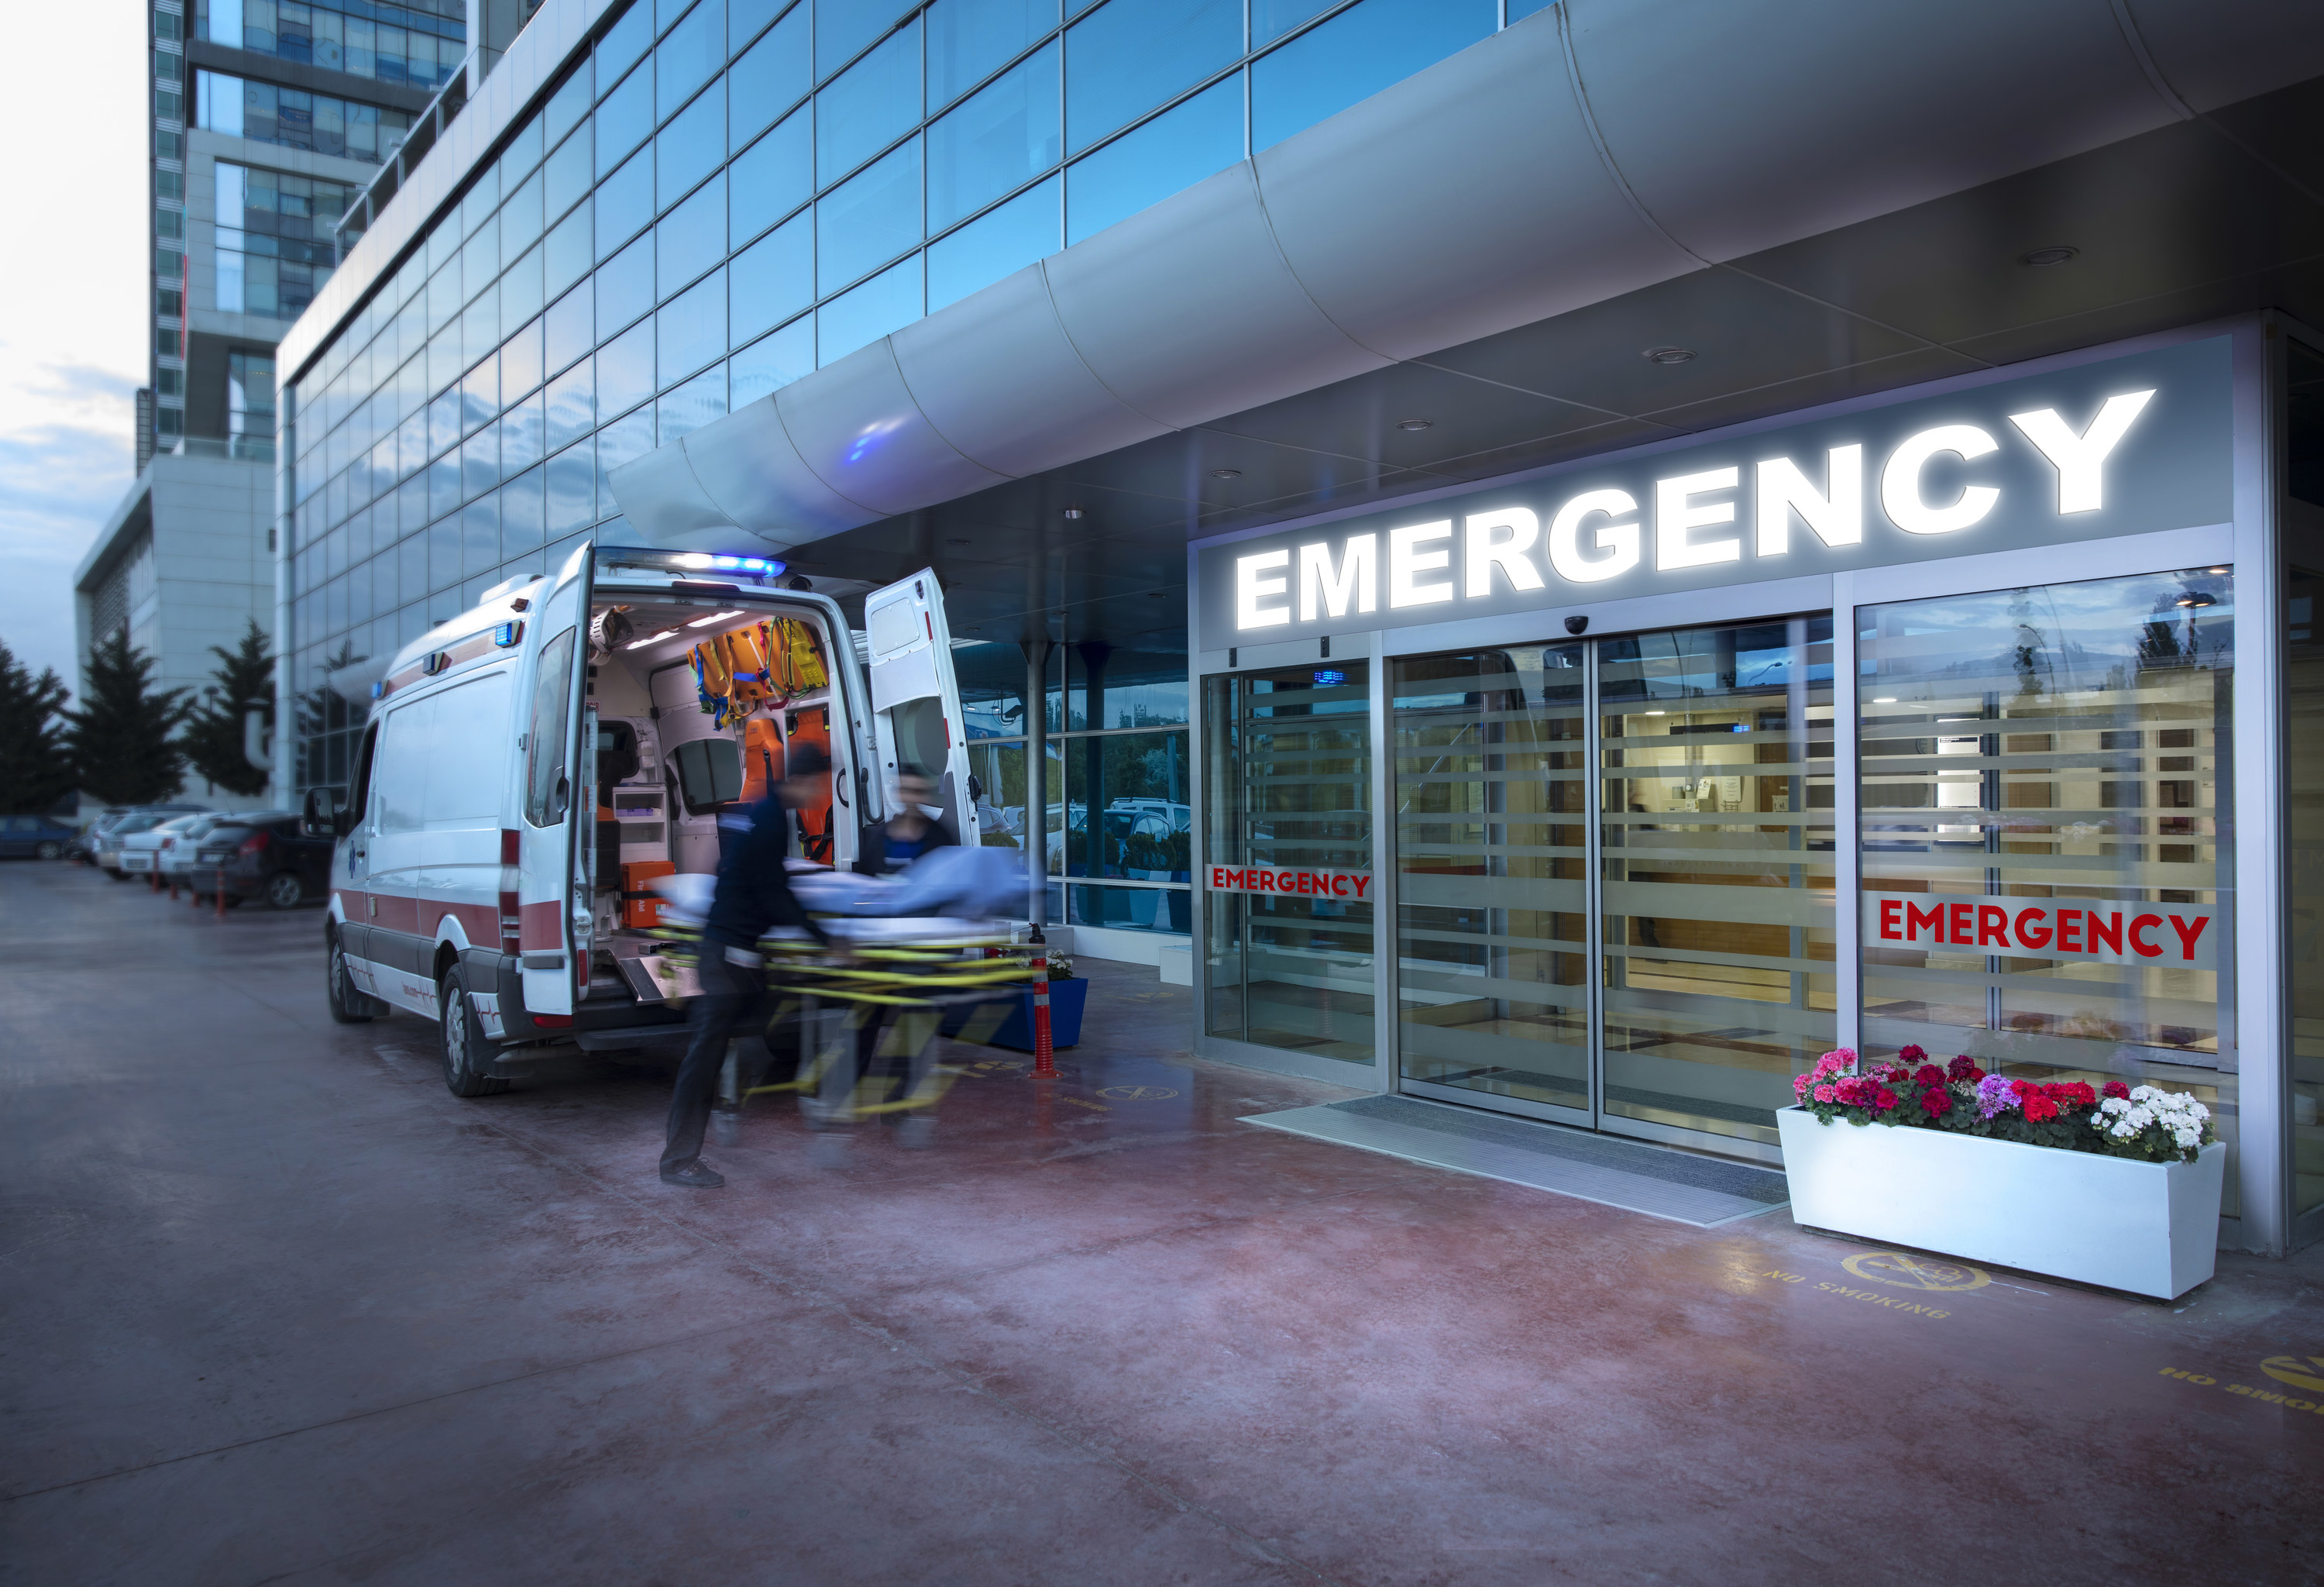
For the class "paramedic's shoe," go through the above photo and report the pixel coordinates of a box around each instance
[660,1158,726,1189]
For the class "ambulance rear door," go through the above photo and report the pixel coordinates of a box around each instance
[861,570,980,847]
[515,540,594,1017]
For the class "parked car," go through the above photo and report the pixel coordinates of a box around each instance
[65,809,130,864]
[158,816,230,883]
[92,805,211,876]
[119,814,216,879]
[0,814,79,860]
[191,814,330,909]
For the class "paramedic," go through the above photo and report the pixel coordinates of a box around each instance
[850,767,957,876]
[660,742,832,1189]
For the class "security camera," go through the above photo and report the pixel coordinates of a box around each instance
[1564,614,1589,635]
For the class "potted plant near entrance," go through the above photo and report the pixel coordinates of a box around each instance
[1776,1047,2226,1300]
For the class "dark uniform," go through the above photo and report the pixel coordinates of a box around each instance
[662,783,828,1185]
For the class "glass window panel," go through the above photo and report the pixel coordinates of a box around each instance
[500,170,545,260]
[1064,0,1239,154]
[545,203,593,298]
[426,453,461,522]
[545,284,593,377]
[596,233,656,336]
[500,241,545,329]
[658,267,728,384]
[396,473,426,537]
[597,3,653,94]
[816,0,913,80]
[964,739,1030,851]
[730,0,786,54]
[458,355,497,435]
[462,494,501,577]
[459,425,500,500]
[816,136,921,291]
[427,387,461,456]
[1071,642,1187,729]
[1508,0,1555,19]
[2288,564,2324,1215]
[461,162,500,239]
[658,171,726,298]
[460,293,500,370]
[929,0,1060,109]
[658,361,729,442]
[503,112,545,181]
[1202,664,1374,1062]
[596,62,655,177]
[658,77,726,207]
[1063,729,1189,880]
[729,107,811,247]
[817,253,922,365]
[546,63,592,146]
[1251,0,1493,152]
[656,0,724,120]
[546,441,595,538]
[731,315,815,404]
[1064,71,1241,243]
[1858,571,2234,1196]
[729,2,810,147]
[1253,0,1329,44]
[501,391,546,477]
[595,149,655,259]
[501,318,545,402]
[396,409,428,479]
[545,123,593,221]
[545,357,596,453]
[927,40,1059,232]
[426,261,462,336]
[500,466,547,559]
[928,174,1057,311]
[816,19,921,186]
[729,210,813,346]
[596,318,657,418]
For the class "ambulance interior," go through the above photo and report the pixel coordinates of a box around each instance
[580,593,851,987]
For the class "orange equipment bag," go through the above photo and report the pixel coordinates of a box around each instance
[621,860,676,928]
[739,718,785,804]
[785,706,836,863]
[724,627,775,710]
[767,618,830,698]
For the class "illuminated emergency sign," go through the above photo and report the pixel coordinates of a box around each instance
[1864,893,2216,969]
[1208,866,1373,900]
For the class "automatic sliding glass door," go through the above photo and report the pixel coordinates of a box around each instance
[1391,618,1836,1157]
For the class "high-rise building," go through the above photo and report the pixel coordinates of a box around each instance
[76,0,466,807]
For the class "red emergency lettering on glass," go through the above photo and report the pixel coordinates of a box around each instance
[1862,894,2215,967]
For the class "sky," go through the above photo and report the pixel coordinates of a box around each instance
[0,2,150,701]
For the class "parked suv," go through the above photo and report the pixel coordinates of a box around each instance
[192,814,330,909]
[0,814,78,860]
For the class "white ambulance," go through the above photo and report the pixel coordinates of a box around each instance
[306,542,978,1097]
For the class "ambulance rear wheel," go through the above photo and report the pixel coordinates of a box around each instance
[327,934,376,1024]
[438,963,510,1099]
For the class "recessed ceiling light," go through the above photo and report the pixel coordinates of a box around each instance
[2176,593,2216,608]
[685,609,744,628]
[2020,246,2079,267]
[1211,468,1243,479]
[1874,697,1897,704]
[2207,566,2229,574]
[625,629,679,650]
[1062,505,1085,520]
[1645,710,1666,716]
[1397,418,1433,432]
[1644,346,1695,365]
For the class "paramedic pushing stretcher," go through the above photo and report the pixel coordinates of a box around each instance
[661,742,831,1189]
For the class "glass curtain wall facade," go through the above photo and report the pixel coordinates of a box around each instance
[287,0,1518,799]
[956,642,1191,936]
[196,0,468,89]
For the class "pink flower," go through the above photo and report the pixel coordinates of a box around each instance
[1873,1086,1899,1111]
[1793,1074,1812,1100]
[1813,1084,1836,1103]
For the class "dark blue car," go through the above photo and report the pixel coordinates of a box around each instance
[0,814,78,860]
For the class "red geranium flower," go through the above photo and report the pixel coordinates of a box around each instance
[1920,1086,1953,1118]
[1913,1064,1945,1090]
[1873,1086,1899,1111]
[1898,1044,1928,1065]
[2022,1094,2060,1123]
[2047,1082,2096,1111]
[2102,1080,2130,1100]
[1947,1055,1983,1083]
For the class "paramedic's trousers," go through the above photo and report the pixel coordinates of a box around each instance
[663,948,758,1172]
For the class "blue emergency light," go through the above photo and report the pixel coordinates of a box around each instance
[705,554,786,573]
[493,621,524,647]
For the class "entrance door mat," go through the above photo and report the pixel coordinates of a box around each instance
[1240,1093,1789,1227]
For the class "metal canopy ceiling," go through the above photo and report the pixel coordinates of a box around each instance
[788,72,2324,645]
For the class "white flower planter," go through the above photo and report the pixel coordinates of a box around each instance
[1776,1108,2226,1300]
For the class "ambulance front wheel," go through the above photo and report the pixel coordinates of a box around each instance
[326,933,379,1024]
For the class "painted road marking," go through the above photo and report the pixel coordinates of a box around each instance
[2260,1355,2324,1392]
[1721,1262,1954,1320]
[2158,1365,2324,1418]
[1097,1086,1178,1101]
[1841,1251,1992,1293]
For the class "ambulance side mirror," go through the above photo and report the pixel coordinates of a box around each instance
[551,774,571,821]
[304,787,352,838]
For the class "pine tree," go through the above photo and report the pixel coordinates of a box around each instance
[181,620,274,797]
[65,628,191,805]
[0,638,75,814]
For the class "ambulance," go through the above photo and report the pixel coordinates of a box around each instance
[306,542,978,1097]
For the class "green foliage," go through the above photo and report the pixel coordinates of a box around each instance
[64,628,191,805]
[180,620,274,797]
[0,638,75,814]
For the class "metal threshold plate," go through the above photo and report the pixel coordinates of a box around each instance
[1241,1094,1789,1227]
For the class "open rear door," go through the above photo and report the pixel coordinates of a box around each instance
[515,541,594,1018]
[861,570,980,848]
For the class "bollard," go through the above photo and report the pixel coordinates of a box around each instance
[215,867,227,919]
[1029,925,1056,1079]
